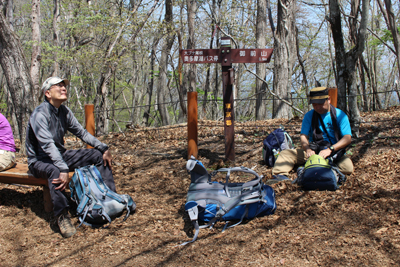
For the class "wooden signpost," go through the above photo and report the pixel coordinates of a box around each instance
[180,37,273,161]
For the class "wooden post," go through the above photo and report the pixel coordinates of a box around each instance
[42,186,53,213]
[187,92,198,159]
[222,67,235,161]
[85,104,95,148]
[328,88,338,108]
[221,37,235,161]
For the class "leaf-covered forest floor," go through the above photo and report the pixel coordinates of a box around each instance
[1,106,400,267]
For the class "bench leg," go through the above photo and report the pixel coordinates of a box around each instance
[42,186,53,213]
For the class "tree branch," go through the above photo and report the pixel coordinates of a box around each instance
[341,10,396,55]
[217,27,304,115]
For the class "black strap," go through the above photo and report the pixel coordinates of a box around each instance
[328,105,341,144]
[272,131,281,147]
[311,105,347,161]
[317,114,335,145]
[312,104,341,145]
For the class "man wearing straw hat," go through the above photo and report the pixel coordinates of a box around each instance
[268,87,354,184]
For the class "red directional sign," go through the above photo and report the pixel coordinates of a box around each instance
[180,48,273,64]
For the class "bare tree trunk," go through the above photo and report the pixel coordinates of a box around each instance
[323,0,337,88]
[95,71,111,135]
[157,0,174,126]
[378,0,400,91]
[272,0,296,119]
[0,11,34,152]
[4,85,19,137]
[212,65,220,120]
[395,82,400,104]
[2,0,14,31]
[255,0,267,120]
[177,31,187,120]
[187,0,197,95]
[329,0,347,112]
[201,22,216,119]
[130,40,146,126]
[329,0,368,137]
[211,0,222,121]
[52,0,60,77]
[364,43,382,111]
[129,46,137,126]
[143,38,159,126]
[359,56,368,111]
[30,0,41,105]
[347,0,367,136]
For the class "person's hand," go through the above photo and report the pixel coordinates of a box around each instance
[52,172,71,191]
[103,150,113,170]
[318,148,332,159]
[306,148,315,158]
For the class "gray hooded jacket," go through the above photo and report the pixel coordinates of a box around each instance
[26,100,108,172]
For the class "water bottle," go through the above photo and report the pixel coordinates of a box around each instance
[272,149,279,159]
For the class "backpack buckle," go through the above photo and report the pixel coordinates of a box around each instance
[185,201,199,221]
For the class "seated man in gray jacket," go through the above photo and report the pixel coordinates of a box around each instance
[26,77,116,238]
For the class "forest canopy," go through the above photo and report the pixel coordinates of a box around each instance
[0,0,399,141]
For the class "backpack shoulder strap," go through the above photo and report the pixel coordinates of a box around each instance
[329,105,342,143]
[209,167,264,218]
[311,110,324,143]
[329,106,349,161]
[271,130,281,146]
[212,167,263,187]
[312,107,340,145]
[212,167,261,198]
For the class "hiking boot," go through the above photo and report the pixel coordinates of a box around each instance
[57,210,76,238]
[266,175,291,185]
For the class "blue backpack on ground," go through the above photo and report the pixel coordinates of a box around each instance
[295,154,346,191]
[263,127,294,167]
[181,156,276,245]
[69,165,136,227]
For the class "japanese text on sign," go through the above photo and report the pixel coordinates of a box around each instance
[180,48,273,64]
[225,103,232,127]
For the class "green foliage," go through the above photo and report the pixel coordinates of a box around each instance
[369,27,400,52]
[3,0,399,130]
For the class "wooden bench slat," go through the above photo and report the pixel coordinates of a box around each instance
[0,175,48,186]
[0,163,74,185]
[0,163,47,186]
[0,163,75,213]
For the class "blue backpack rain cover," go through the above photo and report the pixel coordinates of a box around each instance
[69,165,136,227]
[263,128,294,167]
[181,156,276,245]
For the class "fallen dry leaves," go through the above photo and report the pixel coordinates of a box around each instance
[0,106,400,266]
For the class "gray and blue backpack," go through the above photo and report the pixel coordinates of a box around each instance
[69,165,136,228]
[181,156,276,245]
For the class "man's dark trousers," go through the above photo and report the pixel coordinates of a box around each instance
[29,149,116,216]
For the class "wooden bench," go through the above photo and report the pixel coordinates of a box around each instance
[0,163,73,213]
